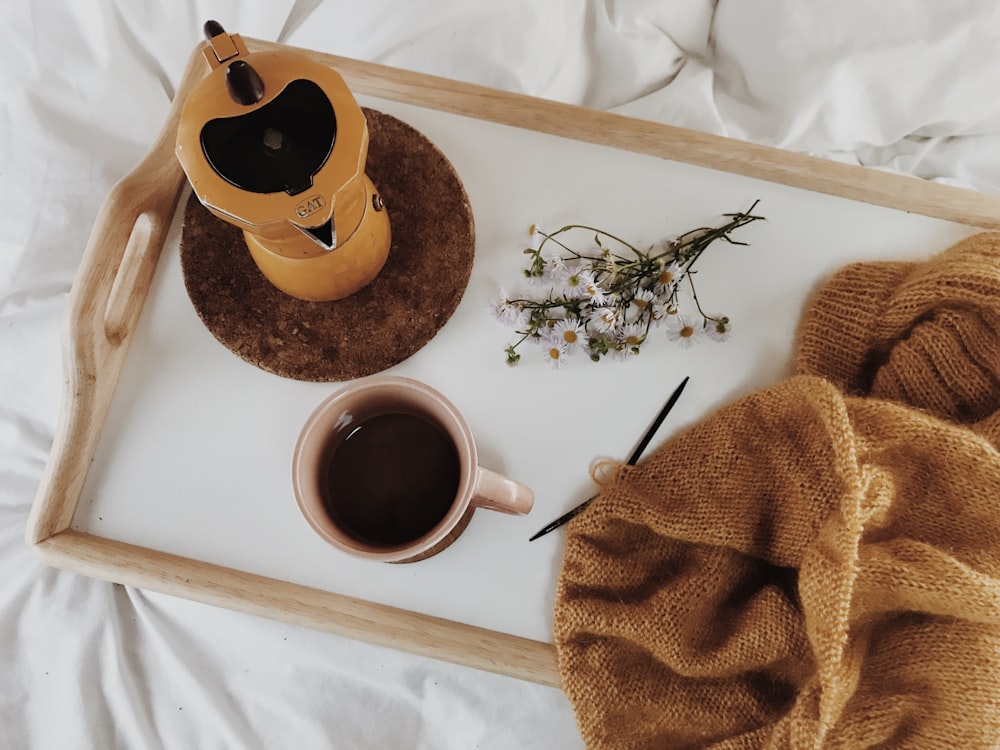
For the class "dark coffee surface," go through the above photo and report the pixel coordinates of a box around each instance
[180,108,475,381]
[323,412,461,546]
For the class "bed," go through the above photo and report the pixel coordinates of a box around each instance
[4,2,1000,748]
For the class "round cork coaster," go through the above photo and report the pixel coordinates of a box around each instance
[180,108,475,381]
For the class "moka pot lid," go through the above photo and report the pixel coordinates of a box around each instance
[175,27,369,235]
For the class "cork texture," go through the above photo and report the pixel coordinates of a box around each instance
[180,109,475,381]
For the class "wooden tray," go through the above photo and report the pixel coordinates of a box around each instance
[26,38,1000,688]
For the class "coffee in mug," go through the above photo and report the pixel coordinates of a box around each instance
[293,376,533,562]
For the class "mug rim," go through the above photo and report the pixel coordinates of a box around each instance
[291,375,477,562]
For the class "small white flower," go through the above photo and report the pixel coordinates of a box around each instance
[583,280,610,306]
[550,317,587,352]
[618,322,646,350]
[591,306,624,334]
[630,288,657,317]
[541,339,569,369]
[488,288,524,326]
[653,300,680,322]
[665,314,703,348]
[561,267,596,299]
[653,261,684,295]
[608,323,646,361]
[706,316,733,342]
[528,255,567,288]
[546,254,569,276]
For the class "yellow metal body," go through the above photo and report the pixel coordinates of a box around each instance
[175,31,391,301]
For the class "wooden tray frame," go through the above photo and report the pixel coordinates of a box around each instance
[25,38,1000,688]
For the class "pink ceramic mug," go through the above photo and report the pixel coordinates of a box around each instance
[293,376,534,562]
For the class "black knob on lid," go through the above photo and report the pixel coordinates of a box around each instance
[204,20,225,39]
[226,60,265,105]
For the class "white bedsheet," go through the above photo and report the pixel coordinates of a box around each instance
[3,2,999,748]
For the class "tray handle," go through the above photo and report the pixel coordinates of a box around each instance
[104,211,155,343]
[26,47,209,546]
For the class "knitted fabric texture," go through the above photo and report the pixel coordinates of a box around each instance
[553,232,1000,749]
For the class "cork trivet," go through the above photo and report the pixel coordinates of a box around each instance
[180,109,475,381]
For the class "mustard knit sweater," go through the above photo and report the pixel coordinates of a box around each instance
[553,233,1000,749]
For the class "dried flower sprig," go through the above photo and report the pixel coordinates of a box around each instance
[490,201,764,367]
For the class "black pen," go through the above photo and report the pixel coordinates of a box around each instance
[528,375,689,541]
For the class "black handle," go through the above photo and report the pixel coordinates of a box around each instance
[226,60,265,106]
[203,19,225,39]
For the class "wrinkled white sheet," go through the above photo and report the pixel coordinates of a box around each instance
[3,1,999,748]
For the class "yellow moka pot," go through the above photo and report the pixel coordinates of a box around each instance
[176,21,391,301]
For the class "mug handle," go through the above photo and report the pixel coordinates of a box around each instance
[470,467,534,515]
